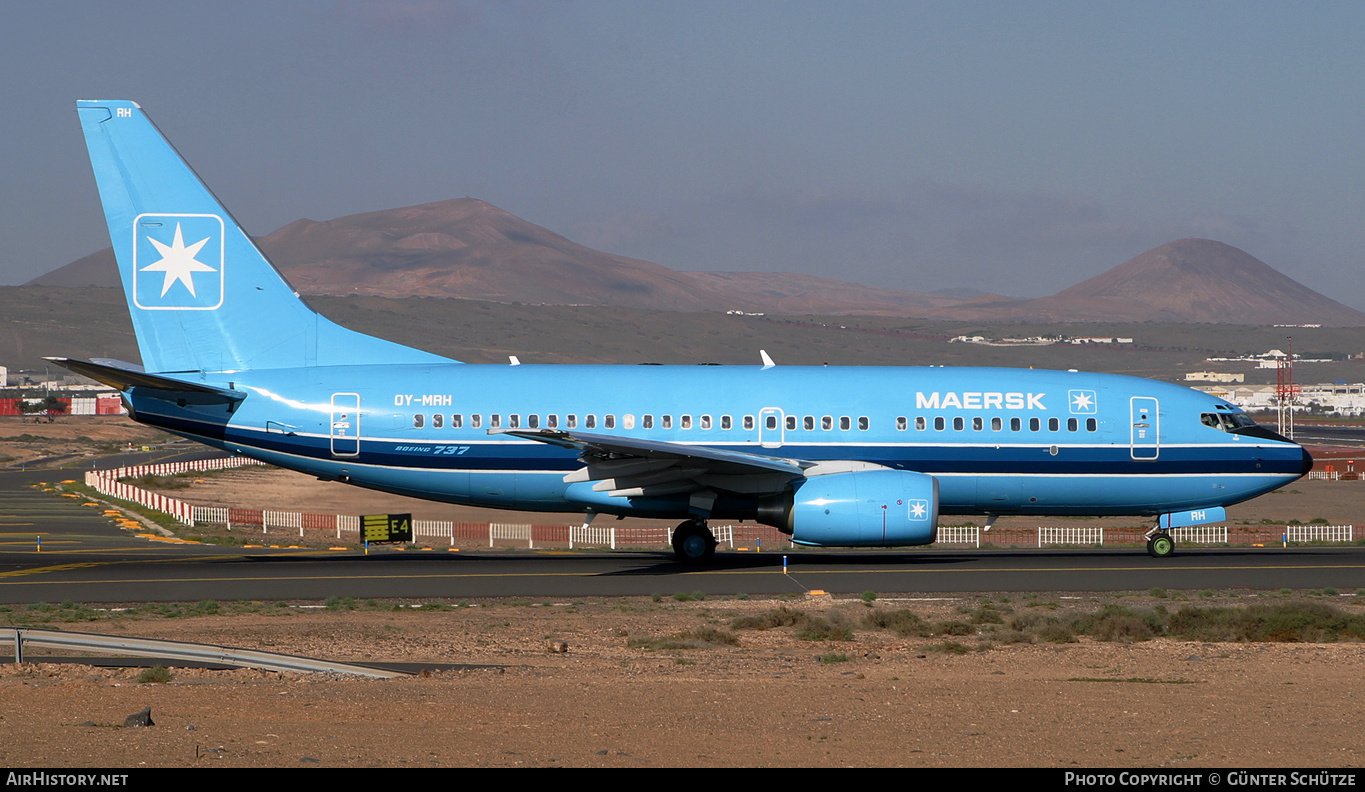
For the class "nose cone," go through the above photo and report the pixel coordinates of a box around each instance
[1301,446,1315,475]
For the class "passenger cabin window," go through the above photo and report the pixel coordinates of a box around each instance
[807,416,817,431]
[934,417,945,431]
[896,416,907,431]
[785,415,796,431]
[972,417,983,431]
[1029,418,1040,431]
[471,414,482,429]
[953,417,964,431]
[1067,418,1077,431]
[642,415,654,429]
[528,414,539,428]
[840,416,851,431]
[822,416,833,431]
[452,414,463,428]
[490,414,501,429]
[432,413,443,429]
[701,415,712,430]
[991,417,1002,431]
[547,414,557,428]
[915,416,926,431]
[413,414,424,428]
[681,415,692,429]
[1010,417,1021,431]
[1086,418,1097,432]
[623,414,634,429]
[858,417,869,431]
[585,415,596,429]
[566,414,577,429]
[721,415,732,430]
[508,414,520,429]
[604,414,616,429]
[744,416,755,431]
[1048,417,1059,432]
[765,415,777,430]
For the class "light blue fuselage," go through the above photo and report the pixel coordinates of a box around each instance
[129,363,1307,521]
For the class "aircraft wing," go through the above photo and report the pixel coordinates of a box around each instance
[491,428,806,503]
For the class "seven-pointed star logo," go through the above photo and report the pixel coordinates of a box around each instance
[140,222,215,297]
[908,500,928,519]
[1069,389,1098,414]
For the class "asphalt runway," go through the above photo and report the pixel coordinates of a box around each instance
[1297,423,1365,449]
[5,524,1365,603]
[6,448,1365,604]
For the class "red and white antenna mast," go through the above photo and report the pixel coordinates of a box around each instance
[1275,336,1298,438]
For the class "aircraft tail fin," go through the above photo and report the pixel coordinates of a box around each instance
[76,100,452,374]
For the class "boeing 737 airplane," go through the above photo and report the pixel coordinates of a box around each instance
[55,100,1312,561]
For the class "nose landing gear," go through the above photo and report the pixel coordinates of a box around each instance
[1146,531,1175,558]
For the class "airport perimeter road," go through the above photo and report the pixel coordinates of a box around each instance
[4,544,1365,603]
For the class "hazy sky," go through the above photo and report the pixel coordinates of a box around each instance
[4,1,1364,307]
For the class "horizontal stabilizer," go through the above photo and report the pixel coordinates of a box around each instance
[45,357,245,405]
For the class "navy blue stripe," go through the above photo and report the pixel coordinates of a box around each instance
[142,412,1306,478]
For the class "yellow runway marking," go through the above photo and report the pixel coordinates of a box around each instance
[0,552,317,580]
[0,562,103,578]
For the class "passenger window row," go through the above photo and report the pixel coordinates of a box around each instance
[896,415,1098,433]
[409,413,874,431]
[409,412,1095,433]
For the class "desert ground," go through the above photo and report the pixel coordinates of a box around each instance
[3,595,1365,768]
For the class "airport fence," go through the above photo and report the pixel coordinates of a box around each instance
[1285,525,1354,543]
[84,456,264,525]
[84,457,1359,551]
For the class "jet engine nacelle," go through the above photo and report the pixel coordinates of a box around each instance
[758,469,939,547]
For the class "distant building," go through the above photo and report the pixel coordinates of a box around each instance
[1185,371,1245,383]
[1193,382,1365,417]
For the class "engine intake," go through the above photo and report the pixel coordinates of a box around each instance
[758,469,939,547]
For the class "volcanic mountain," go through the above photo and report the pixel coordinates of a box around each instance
[929,239,1365,326]
[33,198,974,315]
[31,204,1362,324]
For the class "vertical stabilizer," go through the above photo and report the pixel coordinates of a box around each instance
[76,100,451,374]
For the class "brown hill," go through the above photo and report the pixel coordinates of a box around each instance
[36,205,1358,324]
[256,198,745,311]
[30,200,738,311]
[32,198,971,315]
[27,248,121,289]
[930,239,1365,326]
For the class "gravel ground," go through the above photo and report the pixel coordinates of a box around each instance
[2,595,1365,768]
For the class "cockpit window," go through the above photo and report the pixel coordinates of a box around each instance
[1201,412,1257,432]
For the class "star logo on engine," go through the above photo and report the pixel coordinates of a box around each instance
[907,499,929,520]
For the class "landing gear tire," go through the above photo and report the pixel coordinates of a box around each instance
[1147,532,1175,558]
[672,520,717,563]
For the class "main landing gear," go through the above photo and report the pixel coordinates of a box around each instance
[671,520,717,563]
[1146,531,1175,558]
